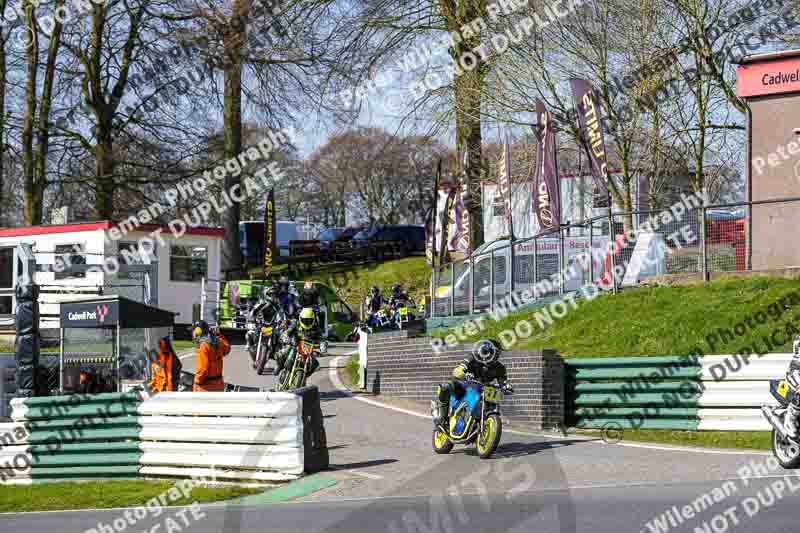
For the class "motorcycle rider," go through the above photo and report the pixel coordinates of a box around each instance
[388,284,409,308]
[276,276,299,318]
[365,286,384,327]
[275,307,322,379]
[436,340,513,427]
[299,281,321,310]
[784,335,800,436]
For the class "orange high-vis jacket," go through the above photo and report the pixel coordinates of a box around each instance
[150,351,174,393]
[193,334,230,392]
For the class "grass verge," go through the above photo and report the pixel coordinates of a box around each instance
[0,479,263,513]
[583,429,772,450]
[437,277,800,357]
[345,354,359,387]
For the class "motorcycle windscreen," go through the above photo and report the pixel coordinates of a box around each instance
[770,379,795,405]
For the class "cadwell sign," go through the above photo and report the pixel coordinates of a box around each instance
[60,301,119,328]
[737,56,800,97]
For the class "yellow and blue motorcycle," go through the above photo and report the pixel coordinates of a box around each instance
[431,378,511,459]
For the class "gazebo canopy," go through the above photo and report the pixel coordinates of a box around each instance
[59,295,176,329]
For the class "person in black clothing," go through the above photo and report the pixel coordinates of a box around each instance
[388,284,408,308]
[436,340,513,426]
[299,281,321,309]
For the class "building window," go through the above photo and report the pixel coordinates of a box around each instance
[0,248,12,289]
[492,195,505,217]
[54,244,86,280]
[118,242,157,265]
[170,246,207,282]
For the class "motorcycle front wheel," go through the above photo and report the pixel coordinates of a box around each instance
[773,412,800,468]
[432,428,453,454]
[292,370,306,390]
[476,414,502,459]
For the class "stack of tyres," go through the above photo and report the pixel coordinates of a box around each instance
[15,283,40,398]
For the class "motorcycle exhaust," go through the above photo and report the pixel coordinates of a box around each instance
[762,405,790,440]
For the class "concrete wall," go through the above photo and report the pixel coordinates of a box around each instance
[365,329,564,430]
[749,93,800,269]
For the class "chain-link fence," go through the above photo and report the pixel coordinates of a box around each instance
[431,196,799,317]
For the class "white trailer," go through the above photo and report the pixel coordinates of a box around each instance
[0,221,223,330]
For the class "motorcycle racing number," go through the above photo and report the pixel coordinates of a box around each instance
[778,380,790,399]
[399,307,409,316]
[377,310,386,317]
[484,386,502,402]
[261,327,273,336]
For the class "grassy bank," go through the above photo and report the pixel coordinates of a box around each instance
[437,277,800,357]
[583,429,772,450]
[0,480,262,513]
[250,256,430,310]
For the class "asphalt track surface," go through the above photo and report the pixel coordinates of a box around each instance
[4,344,799,533]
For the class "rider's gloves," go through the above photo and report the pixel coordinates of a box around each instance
[503,384,514,394]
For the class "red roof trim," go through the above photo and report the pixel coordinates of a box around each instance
[132,224,225,238]
[0,221,225,239]
[0,221,113,237]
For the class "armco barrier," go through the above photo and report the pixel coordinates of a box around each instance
[1,387,328,484]
[365,330,564,430]
[0,421,31,484]
[565,353,793,431]
[9,392,142,481]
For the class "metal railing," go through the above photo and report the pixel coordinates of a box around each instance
[431,196,798,317]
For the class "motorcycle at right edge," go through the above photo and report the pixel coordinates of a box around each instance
[762,377,800,468]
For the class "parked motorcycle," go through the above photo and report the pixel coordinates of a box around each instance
[762,378,800,468]
[430,376,512,459]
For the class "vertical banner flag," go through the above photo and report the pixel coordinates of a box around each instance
[457,147,472,254]
[438,188,457,269]
[263,189,276,275]
[533,100,560,230]
[425,160,442,267]
[570,78,611,208]
[497,133,514,239]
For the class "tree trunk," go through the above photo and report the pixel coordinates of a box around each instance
[221,7,245,278]
[0,0,7,227]
[95,135,115,218]
[22,0,40,225]
[35,0,65,224]
[444,0,486,251]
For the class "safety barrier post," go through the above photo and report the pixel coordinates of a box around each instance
[200,277,206,323]
[701,204,709,281]
[449,265,455,317]
[469,256,475,315]
[489,251,495,310]
[558,227,565,296]
[608,210,617,294]
[588,220,594,285]
[533,238,538,302]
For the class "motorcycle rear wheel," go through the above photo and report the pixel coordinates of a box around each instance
[476,414,502,459]
[432,428,453,454]
[772,412,800,468]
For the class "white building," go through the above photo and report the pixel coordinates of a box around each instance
[0,221,223,330]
